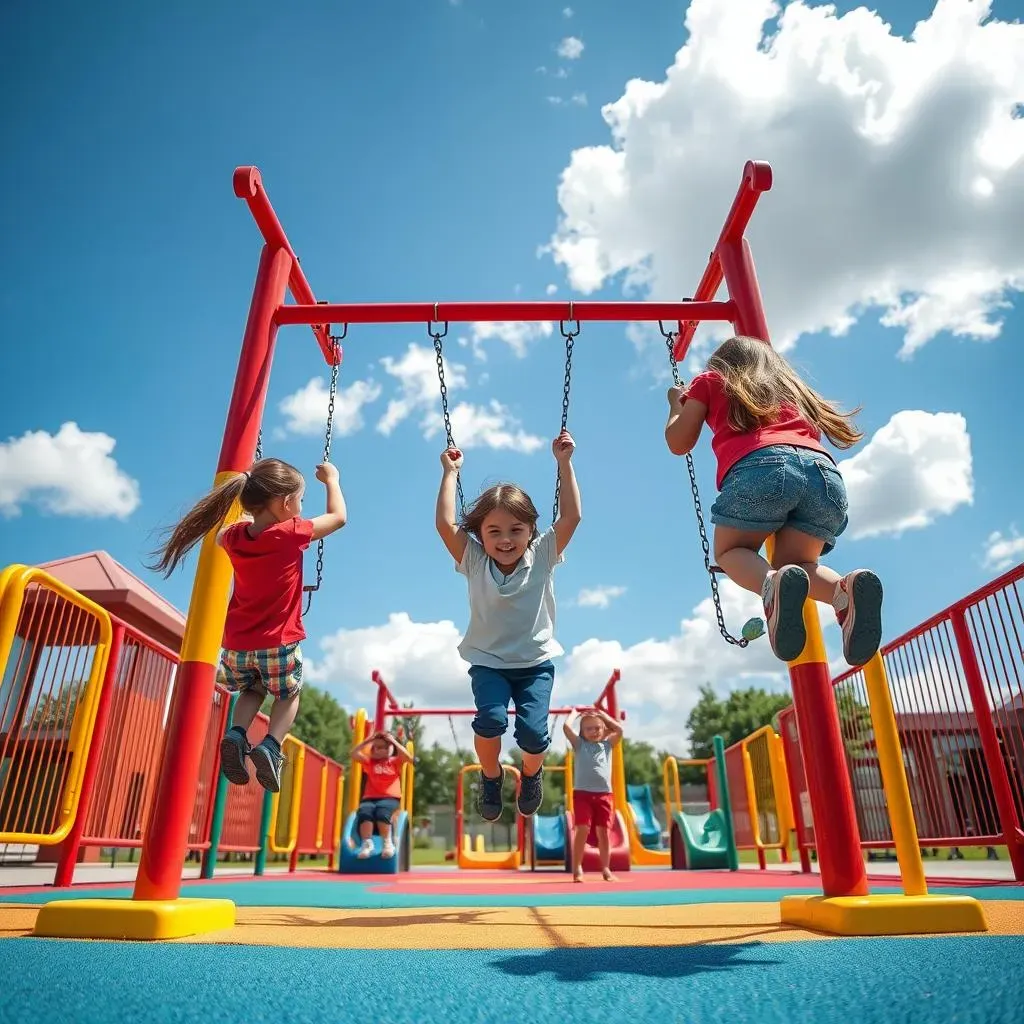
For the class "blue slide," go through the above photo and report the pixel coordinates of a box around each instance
[626,784,663,849]
[336,810,410,874]
[526,813,569,870]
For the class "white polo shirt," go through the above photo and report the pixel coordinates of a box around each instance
[456,527,564,669]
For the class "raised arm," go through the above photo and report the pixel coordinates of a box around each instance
[665,385,708,456]
[552,431,581,555]
[562,708,582,750]
[436,448,469,563]
[594,707,624,747]
[383,732,415,764]
[350,731,380,764]
[309,462,348,540]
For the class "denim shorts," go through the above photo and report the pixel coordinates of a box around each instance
[469,661,555,755]
[356,797,401,826]
[710,445,849,554]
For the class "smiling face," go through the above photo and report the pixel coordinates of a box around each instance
[580,715,606,742]
[370,738,391,760]
[479,507,532,570]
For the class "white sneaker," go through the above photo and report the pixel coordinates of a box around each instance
[833,570,883,666]
[761,566,809,662]
[356,839,374,859]
[381,840,396,859]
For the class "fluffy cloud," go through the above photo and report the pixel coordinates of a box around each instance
[424,401,545,453]
[983,528,1024,572]
[377,344,464,437]
[547,93,588,108]
[547,0,1024,357]
[840,410,973,539]
[278,377,381,438]
[0,423,140,519]
[575,585,627,609]
[557,36,584,60]
[563,7,574,18]
[468,321,554,359]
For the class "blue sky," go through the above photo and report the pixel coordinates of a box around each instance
[1,0,1021,746]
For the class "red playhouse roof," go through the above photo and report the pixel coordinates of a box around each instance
[37,551,186,653]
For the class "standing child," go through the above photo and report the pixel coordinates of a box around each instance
[351,729,414,859]
[152,457,347,792]
[665,335,883,666]
[563,706,623,883]
[435,430,581,822]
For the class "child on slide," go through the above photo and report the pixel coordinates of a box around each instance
[665,335,883,667]
[435,431,582,822]
[351,729,415,859]
[563,706,623,882]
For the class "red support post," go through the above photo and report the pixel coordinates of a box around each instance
[133,243,292,903]
[718,238,771,342]
[950,607,1024,880]
[53,622,126,888]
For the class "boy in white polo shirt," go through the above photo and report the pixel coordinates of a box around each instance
[435,430,582,821]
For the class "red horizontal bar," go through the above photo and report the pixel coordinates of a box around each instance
[382,707,579,717]
[275,300,735,327]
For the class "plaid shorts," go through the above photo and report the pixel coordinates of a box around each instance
[216,643,303,700]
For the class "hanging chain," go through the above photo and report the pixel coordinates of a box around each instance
[659,320,748,648]
[254,429,263,463]
[552,315,579,524]
[431,319,466,519]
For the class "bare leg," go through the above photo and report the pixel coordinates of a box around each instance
[474,735,502,777]
[231,689,264,732]
[597,826,617,881]
[572,826,588,882]
[358,820,373,841]
[771,527,839,603]
[713,526,774,594]
[268,692,300,744]
[521,751,545,776]
[378,821,392,843]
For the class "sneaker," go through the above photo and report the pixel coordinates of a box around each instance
[761,566,809,662]
[219,727,251,786]
[356,839,374,860]
[478,767,505,822]
[381,840,396,860]
[833,569,883,666]
[517,766,544,817]
[249,737,285,793]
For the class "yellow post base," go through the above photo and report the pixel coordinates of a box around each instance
[780,893,988,936]
[32,897,236,941]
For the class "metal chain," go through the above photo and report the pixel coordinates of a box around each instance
[431,322,466,519]
[255,429,263,463]
[552,319,578,524]
[660,321,748,648]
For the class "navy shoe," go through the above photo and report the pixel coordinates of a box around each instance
[517,767,544,817]
[250,737,285,793]
[219,727,251,786]
[478,767,505,822]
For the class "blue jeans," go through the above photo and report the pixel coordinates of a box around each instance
[356,797,400,826]
[469,662,555,755]
[710,445,849,554]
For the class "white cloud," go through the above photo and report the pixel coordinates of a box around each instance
[557,36,584,60]
[576,585,627,609]
[548,93,588,108]
[278,376,381,438]
[547,0,1024,357]
[378,344,466,437]
[840,410,973,539]
[563,6,574,18]
[469,320,554,358]
[424,400,545,454]
[0,422,139,519]
[983,528,1024,572]
[546,284,559,296]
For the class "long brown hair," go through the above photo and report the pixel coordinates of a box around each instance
[460,483,539,540]
[706,336,863,448]
[150,458,305,577]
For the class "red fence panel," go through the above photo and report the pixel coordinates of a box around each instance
[293,748,326,857]
[219,711,270,852]
[724,743,754,847]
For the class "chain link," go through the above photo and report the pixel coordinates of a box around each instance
[431,323,466,520]
[661,322,748,648]
[552,321,577,524]
[255,429,263,463]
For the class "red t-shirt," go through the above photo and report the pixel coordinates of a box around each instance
[686,370,829,488]
[220,517,314,651]
[362,756,404,800]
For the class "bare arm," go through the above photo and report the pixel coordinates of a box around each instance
[436,449,469,563]
[309,463,347,540]
[594,707,624,747]
[552,431,581,555]
[664,386,708,456]
[562,709,581,750]
[383,732,415,764]
[350,732,379,764]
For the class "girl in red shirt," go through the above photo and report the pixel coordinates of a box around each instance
[665,336,883,667]
[152,458,347,792]
[351,730,414,859]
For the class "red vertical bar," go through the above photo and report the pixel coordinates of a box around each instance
[950,607,1024,879]
[53,623,126,887]
[133,243,292,902]
[719,238,771,342]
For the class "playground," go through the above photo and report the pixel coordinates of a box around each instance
[1,163,1023,1023]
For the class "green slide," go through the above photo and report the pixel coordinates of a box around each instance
[670,734,739,871]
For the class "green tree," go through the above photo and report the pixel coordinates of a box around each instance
[686,683,793,758]
[287,685,352,764]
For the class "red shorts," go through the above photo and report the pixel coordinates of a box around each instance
[573,790,615,829]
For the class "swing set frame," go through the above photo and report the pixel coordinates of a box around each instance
[39,158,921,941]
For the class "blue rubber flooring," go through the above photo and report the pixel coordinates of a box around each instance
[1,936,1022,1024]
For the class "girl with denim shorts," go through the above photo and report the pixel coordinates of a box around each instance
[151,457,347,792]
[435,431,582,822]
[665,336,883,667]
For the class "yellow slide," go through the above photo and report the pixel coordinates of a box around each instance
[611,743,670,866]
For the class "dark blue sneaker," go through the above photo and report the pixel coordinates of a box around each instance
[219,727,250,786]
[250,738,284,793]
[518,767,544,817]
[478,767,504,822]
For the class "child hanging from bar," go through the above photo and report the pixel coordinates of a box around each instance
[435,431,581,823]
[151,458,347,792]
[563,706,623,882]
[665,335,883,666]
[351,729,415,859]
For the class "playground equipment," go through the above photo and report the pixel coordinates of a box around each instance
[664,737,739,871]
[523,761,570,870]
[626,784,663,849]
[457,764,523,869]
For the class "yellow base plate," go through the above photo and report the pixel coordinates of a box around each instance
[780,893,988,936]
[32,897,236,941]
